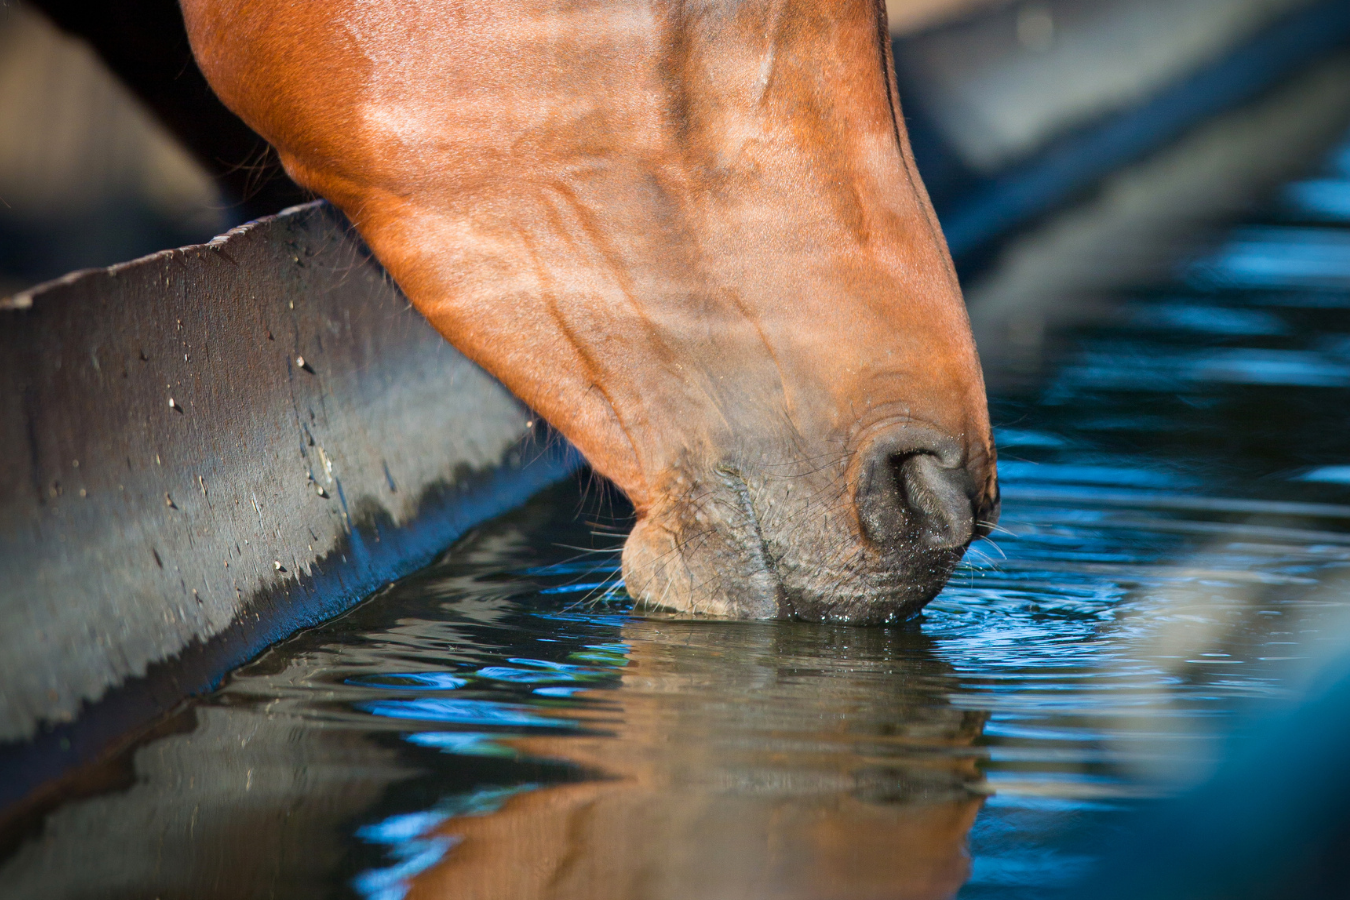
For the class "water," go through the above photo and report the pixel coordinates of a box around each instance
[8,136,1350,900]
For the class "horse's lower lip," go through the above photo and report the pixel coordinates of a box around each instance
[777,580,940,625]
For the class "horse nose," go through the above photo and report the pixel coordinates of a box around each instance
[855,430,980,551]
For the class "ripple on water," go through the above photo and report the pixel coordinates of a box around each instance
[10,117,1350,900]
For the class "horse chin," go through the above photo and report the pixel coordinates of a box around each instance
[619,470,974,624]
[775,557,964,625]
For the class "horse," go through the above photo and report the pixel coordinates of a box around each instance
[71,0,1002,622]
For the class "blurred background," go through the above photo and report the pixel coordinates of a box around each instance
[2,0,1345,301]
[0,1,225,296]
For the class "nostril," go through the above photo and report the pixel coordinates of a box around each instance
[856,436,978,551]
[894,453,976,549]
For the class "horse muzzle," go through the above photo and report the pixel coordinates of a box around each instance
[620,426,998,624]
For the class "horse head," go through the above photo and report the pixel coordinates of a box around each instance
[182,0,999,622]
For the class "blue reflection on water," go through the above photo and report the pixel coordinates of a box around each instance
[993,428,1070,449]
[1284,178,1350,221]
[1190,348,1350,386]
[362,698,575,728]
[995,461,1194,489]
[405,731,516,757]
[539,581,618,594]
[1282,130,1350,222]
[353,785,536,900]
[348,672,469,690]
[1191,226,1350,288]
[1129,302,1287,336]
[534,686,583,697]
[1296,465,1350,484]
[523,562,622,577]
[1052,346,1350,392]
[348,604,633,900]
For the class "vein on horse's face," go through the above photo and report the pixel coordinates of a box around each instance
[181,0,998,621]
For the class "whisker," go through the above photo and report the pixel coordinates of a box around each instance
[975,535,1009,560]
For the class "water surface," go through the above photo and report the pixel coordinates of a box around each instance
[8,126,1350,900]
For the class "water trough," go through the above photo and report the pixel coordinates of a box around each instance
[0,202,579,810]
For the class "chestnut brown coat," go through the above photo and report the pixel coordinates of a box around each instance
[179,0,999,621]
